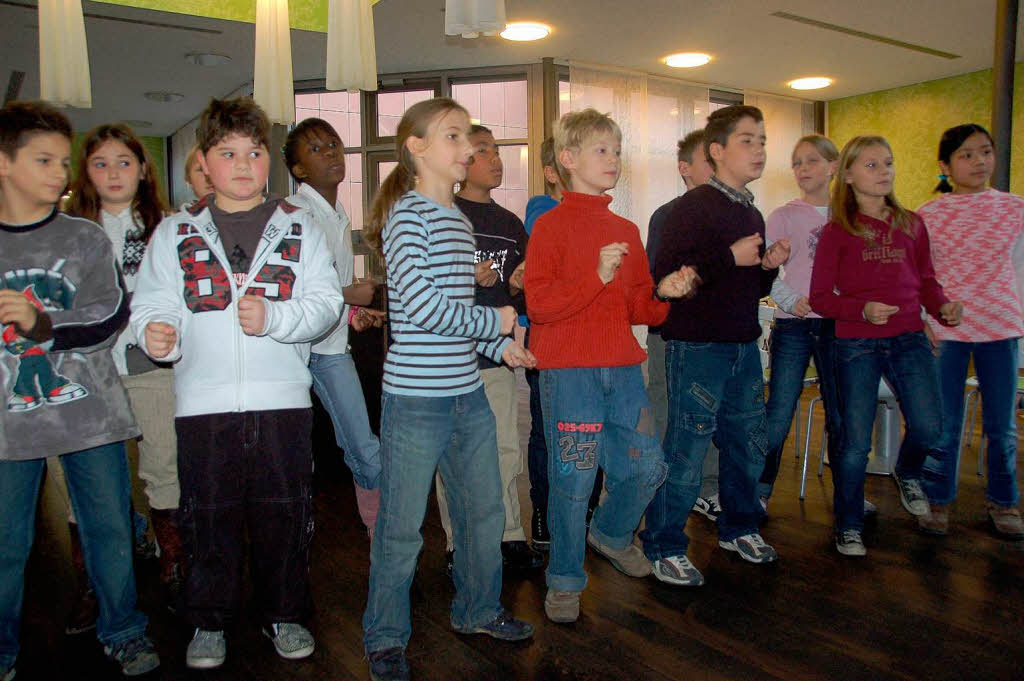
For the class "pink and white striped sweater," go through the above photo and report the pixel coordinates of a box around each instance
[918,188,1024,342]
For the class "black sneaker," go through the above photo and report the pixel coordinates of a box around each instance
[893,473,929,516]
[453,609,534,641]
[368,647,410,681]
[445,550,454,579]
[693,493,721,523]
[104,635,161,676]
[531,506,550,552]
[501,540,544,571]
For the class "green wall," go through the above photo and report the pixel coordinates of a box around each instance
[71,133,168,200]
[828,63,1024,210]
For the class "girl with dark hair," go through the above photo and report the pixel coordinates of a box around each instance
[918,124,1024,539]
[66,124,184,611]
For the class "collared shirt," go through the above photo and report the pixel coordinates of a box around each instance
[286,183,353,355]
[709,175,755,207]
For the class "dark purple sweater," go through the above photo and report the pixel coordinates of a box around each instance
[654,184,776,343]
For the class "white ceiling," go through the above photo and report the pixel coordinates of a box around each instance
[1,0,1021,137]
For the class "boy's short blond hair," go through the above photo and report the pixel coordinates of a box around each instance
[552,108,622,191]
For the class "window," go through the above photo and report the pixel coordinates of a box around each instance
[376,89,435,137]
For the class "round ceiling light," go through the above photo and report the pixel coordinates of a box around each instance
[788,77,833,90]
[185,52,232,67]
[664,53,711,68]
[500,22,551,41]
[145,91,185,103]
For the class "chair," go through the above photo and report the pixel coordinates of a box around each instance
[799,377,900,499]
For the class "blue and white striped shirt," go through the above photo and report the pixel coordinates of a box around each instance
[382,191,510,396]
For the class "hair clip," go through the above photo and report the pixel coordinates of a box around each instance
[938,173,949,181]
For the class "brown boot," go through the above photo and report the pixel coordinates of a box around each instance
[150,508,186,613]
[988,503,1024,540]
[66,522,98,635]
[917,504,950,535]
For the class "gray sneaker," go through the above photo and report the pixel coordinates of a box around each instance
[544,589,581,623]
[586,533,652,577]
[652,555,704,586]
[1,664,14,681]
[186,629,226,669]
[104,635,160,676]
[836,529,867,557]
[893,474,929,516]
[719,532,778,564]
[263,622,315,660]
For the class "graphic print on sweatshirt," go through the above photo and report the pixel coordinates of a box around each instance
[861,226,907,265]
[245,223,302,301]
[474,233,521,284]
[1,264,88,412]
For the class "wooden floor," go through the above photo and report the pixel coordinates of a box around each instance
[15,371,1024,681]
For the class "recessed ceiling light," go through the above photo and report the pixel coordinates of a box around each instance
[122,120,153,129]
[185,52,232,67]
[664,53,711,68]
[500,22,550,41]
[788,77,833,90]
[145,91,185,103]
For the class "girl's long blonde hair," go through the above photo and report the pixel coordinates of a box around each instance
[830,135,916,239]
[364,97,469,253]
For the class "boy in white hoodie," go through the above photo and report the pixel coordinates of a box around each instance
[131,97,342,669]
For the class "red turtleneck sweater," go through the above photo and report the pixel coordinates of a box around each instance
[524,191,669,369]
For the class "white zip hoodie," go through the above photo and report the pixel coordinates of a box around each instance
[130,198,343,417]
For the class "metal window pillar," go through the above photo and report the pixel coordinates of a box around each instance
[992,0,1019,191]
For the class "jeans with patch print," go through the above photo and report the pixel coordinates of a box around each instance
[641,341,768,560]
[540,365,666,593]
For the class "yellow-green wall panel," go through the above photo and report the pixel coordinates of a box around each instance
[95,0,381,33]
[828,64,1024,210]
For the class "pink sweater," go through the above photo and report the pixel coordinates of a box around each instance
[917,189,1024,342]
[766,199,829,319]
[809,213,949,338]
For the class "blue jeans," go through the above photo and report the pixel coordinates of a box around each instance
[310,352,382,490]
[833,332,942,532]
[922,338,1020,507]
[363,387,504,653]
[761,318,840,498]
[641,341,768,560]
[526,366,548,508]
[0,442,147,669]
[540,365,666,593]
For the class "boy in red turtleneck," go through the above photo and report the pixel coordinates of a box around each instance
[523,108,696,624]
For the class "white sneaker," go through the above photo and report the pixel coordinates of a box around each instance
[186,629,226,669]
[693,493,721,522]
[263,622,315,660]
[652,555,704,586]
[719,532,778,564]
[835,530,867,557]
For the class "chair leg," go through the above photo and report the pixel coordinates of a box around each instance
[965,389,980,450]
[800,397,820,500]
[793,402,802,460]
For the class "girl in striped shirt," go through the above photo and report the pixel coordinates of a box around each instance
[360,97,535,681]
[918,124,1024,539]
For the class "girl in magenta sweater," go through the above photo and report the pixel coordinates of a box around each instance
[809,136,962,557]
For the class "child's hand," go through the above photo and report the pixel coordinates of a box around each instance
[0,289,39,334]
[940,301,963,326]
[502,342,537,369]
[730,233,763,266]
[344,279,377,307]
[762,238,791,270]
[498,305,516,336]
[352,307,386,332]
[475,259,498,287]
[598,242,629,284]
[144,321,177,358]
[793,296,812,318]
[238,295,267,335]
[509,261,526,295]
[657,266,700,299]
[863,301,899,325]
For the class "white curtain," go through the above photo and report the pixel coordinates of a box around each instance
[254,0,295,125]
[326,0,378,93]
[444,0,505,38]
[567,62,709,347]
[567,62,709,244]
[743,91,816,217]
[38,0,91,108]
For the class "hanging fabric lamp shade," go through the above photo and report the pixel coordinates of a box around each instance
[444,0,506,39]
[253,0,295,124]
[326,0,378,93]
[38,0,92,108]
